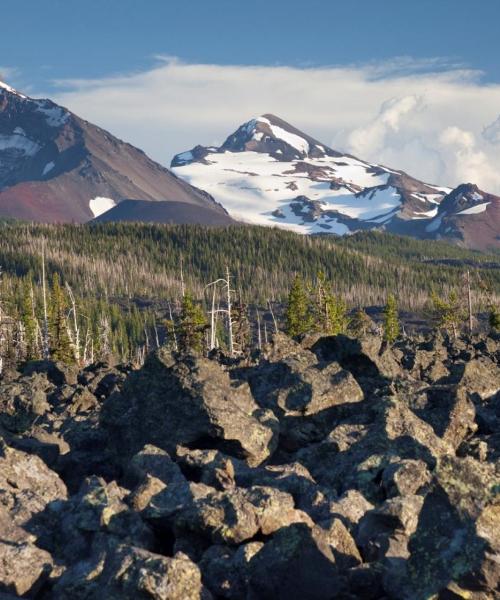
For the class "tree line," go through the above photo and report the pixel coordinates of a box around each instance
[0,246,498,373]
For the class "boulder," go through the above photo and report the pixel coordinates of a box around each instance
[0,506,54,597]
[246,523,342,600]
[52,539,207,599]
[246,351,364,449]
[0,440,67,527]
[200,542,264,599]
[101,351,277,467]
[173,485,313,545]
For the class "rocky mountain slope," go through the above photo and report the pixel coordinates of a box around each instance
[0,330,499,598]
[172,114,500,250]
[0,81,232,224]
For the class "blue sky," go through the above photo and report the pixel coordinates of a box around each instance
[3,0,500,90]
[2,0,500,193]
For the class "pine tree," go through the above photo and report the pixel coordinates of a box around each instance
[383,294,400,344]
[313,273,349,335]
[49,273,73,362]
[430,290,464,338]
[285,275,312,338]
[489,304,500,332]
[178,291,207,353]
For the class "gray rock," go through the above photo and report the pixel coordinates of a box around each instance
[102,351,277,467]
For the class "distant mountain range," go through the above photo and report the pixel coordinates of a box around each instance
[0,80,498,250]
[172,114,499,251]
[0,81,232,225]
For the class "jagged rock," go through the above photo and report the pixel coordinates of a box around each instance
[52,539,207,599]
[296,396,451,501]
[246,523,342,600]
[410,385,476,449]
[381,459,431,497]
[52,476,154,564]
[0,373,52,432]
[23,360,78,387]
[175,446,244,491]
[456,357,500,399]
[200,542,263,598]
[0,440,67,527]
[310,334,402,383]
[127,444,185,487]
[0,506,54,597]
[356,494,425,562]
[383,456,500,598]
[328,489,374,530]
[173,485,313,545]
[246,350,363,449]
[323,518,362,569]
[102,351,277,467]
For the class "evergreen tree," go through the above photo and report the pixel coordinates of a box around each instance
[49,273,73,362]
[178,291,207,353]
[383,294,400,344]
[312,273,349,335]
[430,290,464,338]
[21,280,39,361]
[489,304,500,332]
[285,275,312,338]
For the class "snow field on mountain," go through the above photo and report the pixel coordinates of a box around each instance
[173,150,403,232]
[89,197,116,218]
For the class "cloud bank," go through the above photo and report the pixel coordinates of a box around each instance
[48,57,500,193]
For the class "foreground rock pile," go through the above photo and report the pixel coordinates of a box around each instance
[0,332,499,599]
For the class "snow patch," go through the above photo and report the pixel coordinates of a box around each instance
[35,102,70,127]
[42,161,55,176]
[457,202,490,215]
[89,197,116,218]
[0,133,40,156]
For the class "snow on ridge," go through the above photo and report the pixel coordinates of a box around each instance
[89,197,116,218]
[0,80,27,98]
[35,102,70,127]
[457,201,490,215]
[0,133,40,156]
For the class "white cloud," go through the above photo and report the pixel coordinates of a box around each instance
[43,57,500,194]
[483,115,500,145]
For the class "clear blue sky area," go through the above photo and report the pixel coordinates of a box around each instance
[2,0,500,89]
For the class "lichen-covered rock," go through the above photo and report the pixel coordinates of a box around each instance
[0,506,54,597]
[246,523,342,600]
[0,440,67,526]
[52,539,207,599]
[246,350,364,449]
[102,351,277,467]
[382,459,431,498]
[174,485,312,545]
[200,542,263,598]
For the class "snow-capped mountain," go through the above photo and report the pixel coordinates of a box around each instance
[172,114,499,250]
[0,80,232,224]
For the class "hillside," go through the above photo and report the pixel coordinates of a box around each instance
[0,221,498,310]
[0,81,231,224]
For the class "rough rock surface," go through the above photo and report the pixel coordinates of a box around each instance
[0,331,499,598]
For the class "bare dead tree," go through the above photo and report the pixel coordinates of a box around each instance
[41,240,50,360]
[65,282,81,364]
